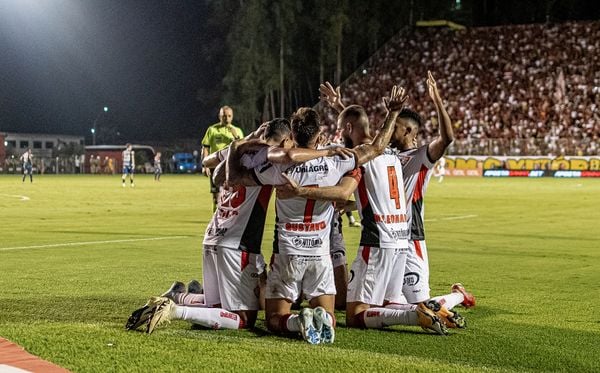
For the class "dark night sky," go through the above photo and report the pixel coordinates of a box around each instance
[0,0,220,142]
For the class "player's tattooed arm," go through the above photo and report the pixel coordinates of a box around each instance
[320,82,346,113]
[276,174,359,204]
[426,71,454,162]
[352,85,408,166]
[267,146,355,164]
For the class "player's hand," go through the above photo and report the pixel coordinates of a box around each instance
[203,167,211,177]
[251,122,269,139]
[319,82,344,112]
[275,173,301,199]
[382,85,408,113]
[427,71,443,106]
[327,146,356,160]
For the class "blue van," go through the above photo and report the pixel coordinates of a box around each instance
[173,153,198,173]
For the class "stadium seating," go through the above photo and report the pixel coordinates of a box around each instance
[318,22,599,156]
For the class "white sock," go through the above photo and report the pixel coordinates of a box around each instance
[361,307,418,328]
[385,303,418,311]
[431,293,464,310]
[174,306,243,329]
[175,293,207,306]
[285,314,301,332]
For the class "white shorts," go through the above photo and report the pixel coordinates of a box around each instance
[347,246,407,306]
[399,240,431,303]
[202,245,265,311]
[330,218,346,268]
[266,254,336,302]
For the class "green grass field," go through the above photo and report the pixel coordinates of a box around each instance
[1,175,599,372]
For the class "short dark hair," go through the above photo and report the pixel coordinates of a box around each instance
[398,108,423,127]
[265,118,291,142]
[291,107,320,148]
[339,105,369,131]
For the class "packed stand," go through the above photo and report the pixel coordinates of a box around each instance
[317,22,599,156]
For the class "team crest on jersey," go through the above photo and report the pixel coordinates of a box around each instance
[397,154,413,166]
[403,272,420,286]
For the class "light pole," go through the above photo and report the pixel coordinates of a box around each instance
[92,106,109,145]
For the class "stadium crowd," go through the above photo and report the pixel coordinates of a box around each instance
[318,21,599,156]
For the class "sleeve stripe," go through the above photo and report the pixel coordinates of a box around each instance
[251,169,263,186]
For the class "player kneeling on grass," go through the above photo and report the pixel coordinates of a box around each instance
[125,119,352,333]
[228,87,409,344]
[385,72,474,328]
[275,81,447,335]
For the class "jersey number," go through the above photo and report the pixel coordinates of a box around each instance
[303,185,318,223]
[387,166,401,209]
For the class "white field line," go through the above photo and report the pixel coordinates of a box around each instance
[0,194,30,201]
[0,236,191,252]
[425,214,478,222]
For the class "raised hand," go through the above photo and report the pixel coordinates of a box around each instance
[382,85,409,113]
[251,122,270,139]
[427,71,443,106]
[319,82,345,112]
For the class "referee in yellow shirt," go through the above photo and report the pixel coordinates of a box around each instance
[201,106,244,211]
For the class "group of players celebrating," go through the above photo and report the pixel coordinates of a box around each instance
[126,72,475,344]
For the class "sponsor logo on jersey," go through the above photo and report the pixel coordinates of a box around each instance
[404,272,420,286]
[390,228,410,241]
[292,236,323,248]
[290,164,330,173]
[207,227,228,236]
[284,221,327,232]
[217,209,239,219]
[374,214,407,224]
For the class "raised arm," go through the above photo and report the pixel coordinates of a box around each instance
[426,71,454,161]
[320,82,346,113]
[352,85,408,166]
[276,173,360,204]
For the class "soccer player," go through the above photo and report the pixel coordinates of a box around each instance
[20,148,33,183]
[126,119,349,333]
[201,106,244,211]
[154,152,162,181]
[122,143,135,187]
[390,72,475,317]
[276,81,448,335]
[228,86,408,344]
[432,157,446,183]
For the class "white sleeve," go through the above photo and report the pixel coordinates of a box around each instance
[216,148,229,162]
[332,154,357,175]
[241,146,269,169]
[418,145,435,169]
[253,162,289,185]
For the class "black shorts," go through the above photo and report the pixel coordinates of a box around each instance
[209,168,218,193]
